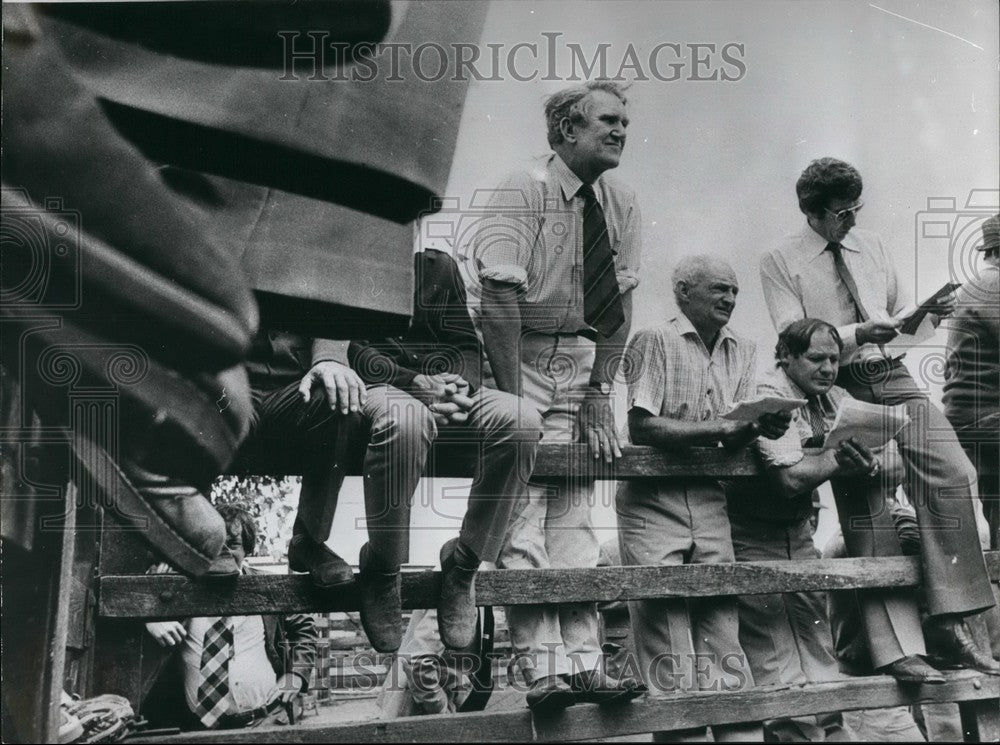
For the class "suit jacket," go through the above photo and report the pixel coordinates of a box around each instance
[139,567,318,728]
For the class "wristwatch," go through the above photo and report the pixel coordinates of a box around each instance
[589,381,613,395]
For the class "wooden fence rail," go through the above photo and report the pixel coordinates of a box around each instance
[84,445,1000,743]
[101,553,1000,619]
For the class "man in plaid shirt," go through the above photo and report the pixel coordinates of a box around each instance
[617,255,789,743]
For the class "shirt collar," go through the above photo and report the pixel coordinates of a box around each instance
[802,221,862,258]
[550,153,602,206]
[671,314,738,348]
[777,366,837,414]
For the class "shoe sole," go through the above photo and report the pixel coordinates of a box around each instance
[527,688,577,714]
[287,560,355,590]
[891,675,947,684]
[575,687,645,705]
[72,432,217,576]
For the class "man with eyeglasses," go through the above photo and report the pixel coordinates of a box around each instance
[760,157,998,675]
[141,505,319,731]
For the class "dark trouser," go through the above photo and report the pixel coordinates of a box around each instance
[828,478,925,668]
[730,514,851,742]
[244,381,540,567]
[836,361,994,617]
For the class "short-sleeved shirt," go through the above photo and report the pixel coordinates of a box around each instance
[753,367,847,469]
[473,154,642,335]
[727,368,846,524]
[760,224,912,365]
[624,315,758,431]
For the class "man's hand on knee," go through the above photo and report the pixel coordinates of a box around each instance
[299,361,366,415]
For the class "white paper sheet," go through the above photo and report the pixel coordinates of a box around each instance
[722,395,808,421]
[823,398,910,450]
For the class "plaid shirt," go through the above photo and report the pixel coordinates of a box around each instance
[624,315,758,435]
[753,367,847,469]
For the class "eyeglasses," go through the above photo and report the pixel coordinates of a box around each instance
[825,202,864,221]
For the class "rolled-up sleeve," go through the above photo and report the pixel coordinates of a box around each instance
[625,329,665,416]
[615,197,642,293]
[753,378,806,468]
[473,172,541,290]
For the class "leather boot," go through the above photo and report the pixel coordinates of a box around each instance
[72,435,230,577]
[357,542,402,653]
[287,532,354,589]
[437,537,479,650]
[924,615,1000,675]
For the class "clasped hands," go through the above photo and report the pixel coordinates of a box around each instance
[412,372,474,426]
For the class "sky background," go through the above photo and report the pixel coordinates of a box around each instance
[321,0,999,565]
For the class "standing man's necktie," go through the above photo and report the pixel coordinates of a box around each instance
[579,184,625,337]
[826,242,869,323]
[195,616,234,728]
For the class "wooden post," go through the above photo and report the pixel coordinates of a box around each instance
[959,697,1000,742]
[1,480,76,743]
[92,510,150,710]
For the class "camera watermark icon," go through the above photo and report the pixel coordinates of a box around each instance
[915,189,999,308]
[1,188,82,310]
[419,190,576,307]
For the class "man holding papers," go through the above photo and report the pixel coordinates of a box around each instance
[729,319,944,695]
[761,158,998,675]
[618,255,790,742]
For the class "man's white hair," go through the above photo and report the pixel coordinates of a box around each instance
[672,255,735,304]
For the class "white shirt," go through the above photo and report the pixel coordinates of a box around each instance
[760,223,912,365]
[181,615,276,716]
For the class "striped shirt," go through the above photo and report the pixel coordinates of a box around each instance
[473,154,642,335]
[623,316,758,433]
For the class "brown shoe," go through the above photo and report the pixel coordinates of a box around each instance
[925,616,1000,676]
[357,542,402,653]
[565,670,646,705]
[73,434,227,576]
[526,675,576,713]
[878,655,946,684]
[288,533,354,589]
[437,538,479,650]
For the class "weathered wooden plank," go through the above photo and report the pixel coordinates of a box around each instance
[101,553,998,619]
[123,673,998,743]
[2,479,76,744]
[958,697,1000,742]
[230,444,766,480]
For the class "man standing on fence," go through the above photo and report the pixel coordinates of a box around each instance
[760,157,998,674]
[474,80,643,711]
[141,504,318,731]
[617,255,790,742]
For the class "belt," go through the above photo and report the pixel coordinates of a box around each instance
[215,698,284,729]
[837,355,904,382]
[551,328,598,342]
